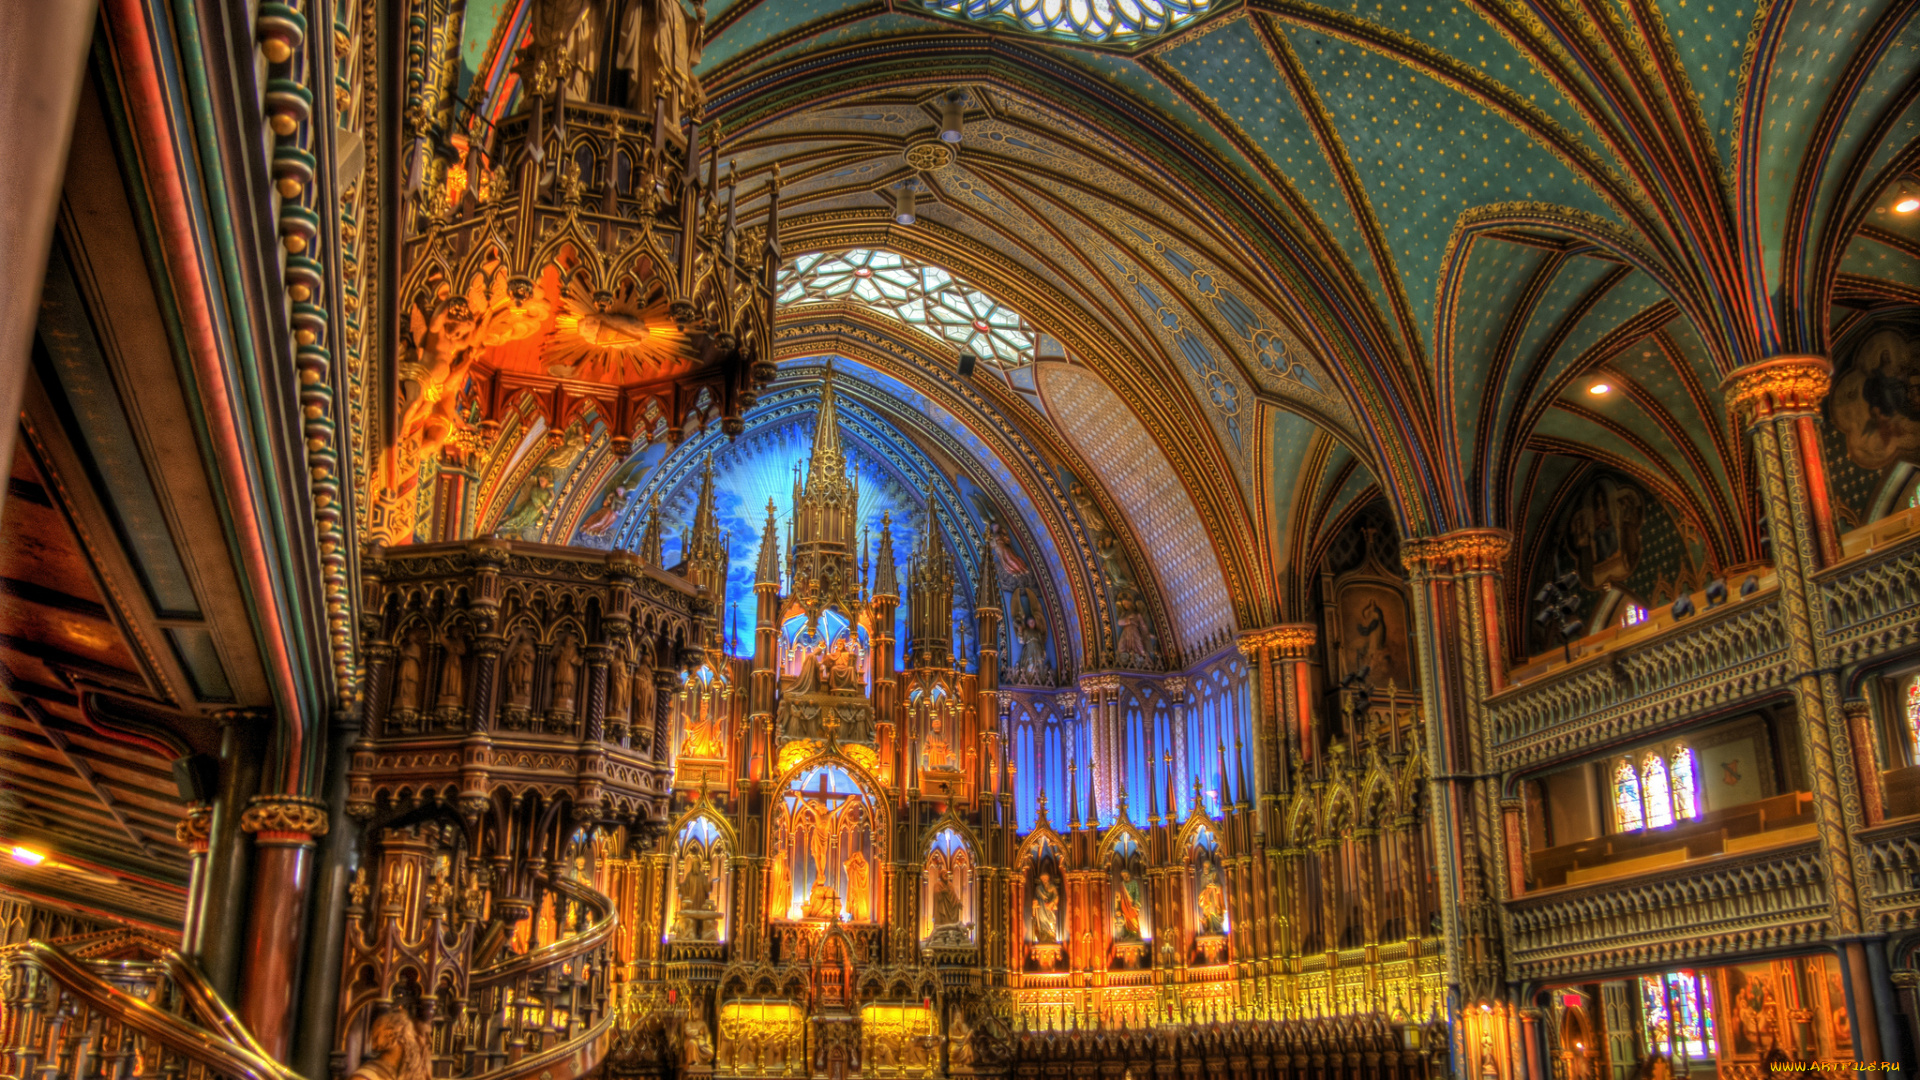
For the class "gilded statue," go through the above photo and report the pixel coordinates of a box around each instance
[681,1013,715,1068]
[1196,860,1227,935]
[393,631,425,714]
[436,632,466,709]
[550,634,581,713]
[1112,869,1144,941]
[768,836,792,919]
[1030,871,1061,943]
[844,849,870,921]
[350,1008,431,1080]
[947,1010,975,1069]
[678,852,714,913]
[505,636,535,708]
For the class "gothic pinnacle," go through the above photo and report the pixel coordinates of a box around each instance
[755,498,781,586]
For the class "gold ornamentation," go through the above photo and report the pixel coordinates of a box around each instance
[1721,355,1831,426]
[175,806,214,851]
[1401,529,1511,574]
[904,138,956,172]
[1236,624,1316,658]
[240,796,332,839]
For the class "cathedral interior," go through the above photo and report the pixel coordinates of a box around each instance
[3,0,1920,1077]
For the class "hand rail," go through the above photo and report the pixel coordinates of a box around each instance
[468,1009,617,1080]
[0,940,296,1080]
[470,875,616,987]
[158,952,306,1080]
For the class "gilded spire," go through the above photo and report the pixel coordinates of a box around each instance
[802,368,851,502]
[755,498,781,587]
[872,511,898,598]
[639,494,665,566]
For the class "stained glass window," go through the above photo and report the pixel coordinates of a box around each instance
[777,250,1038,368]
[1641,971,1716,1061]
[1671,746,1699,821]
[921,0,1212,43]
[1642,754,1675,829]
[1613,757,1645,832]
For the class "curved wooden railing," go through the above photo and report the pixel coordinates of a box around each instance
[457,876,619,1080]
[0,940,299,1080]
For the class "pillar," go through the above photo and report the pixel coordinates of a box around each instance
[237,795,330,1061]
[1722,358,1881,1053]
[1401,528,1512,1079]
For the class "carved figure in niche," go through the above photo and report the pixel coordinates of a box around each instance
[1011,589,1047,680]
[768,834,792,920]
[580,484,632,537]
[678,853,713,912]
[844,849,870,920]
[947,1010,975,1068]
[1114,588,1154,668]
[681,1013,715,1068]
[1195,860,1227,935]
[351,1007,431,1080]
[828,640,858,692]
[437,632,467,710]
[1030,871,1061,943]
[394,630,426,714]
[505,635,536,708]
[1112,870,1144,941]
[932,861,963,928]
[550,634,581,713]
[424,865,454,912]
[607,643,632,724]
[1830,325,1920,469]
[495,469,557,540]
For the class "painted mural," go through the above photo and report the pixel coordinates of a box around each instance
[1829,322,1920,471]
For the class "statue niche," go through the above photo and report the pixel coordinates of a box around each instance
[668,816,729,943]
[922,828,975,948]
[1106,832,1149,969]
[776,609,874,746]
[1022,838,1066,971]
[1188,825,1229,965]
[770,764,881,924]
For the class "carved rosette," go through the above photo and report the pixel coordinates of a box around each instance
[1721,355,1831,427]
[240,795,331,845]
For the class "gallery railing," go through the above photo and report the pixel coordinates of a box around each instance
[0,938,297,1080]
[1504,837,1829,981]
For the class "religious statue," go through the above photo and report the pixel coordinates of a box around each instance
[947,1009,975,1069]
[768,835,792,920]
[1030,871,1061,943]
[1196,860,1227,935]
[505,636,535,708]
[677,853,715,938]
[844,849,870,920]
[986,520,1029,580]
[350,1008,431,1080]
[607,644,632,725]
[436,632,467,710]
[681,1013,715,1069]
[424,866,454,912]
[580,483,631,537]
[1112,869,1144,941]
[1114,590,1153,667]
[393,631,425,714]
[932,862,964,928]
[617,0,707,122]
[682,679,723,757]
[550,634,581,713]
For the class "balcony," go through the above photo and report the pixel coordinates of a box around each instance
[1506,835,1829,981]
[1856,813,1920,932]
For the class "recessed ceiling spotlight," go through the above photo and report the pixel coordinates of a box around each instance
[1589,381,1612,395]
[1897,196,1920,214]
[9,845,46,866]
[939,92,966,145]
[892,182,918,226]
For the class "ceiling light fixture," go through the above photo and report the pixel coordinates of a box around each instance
[939,92,966,145]
[9,845,46,866]
[893,182,918,226]
[1897,196,1920,214]
[1589,381,1612,395]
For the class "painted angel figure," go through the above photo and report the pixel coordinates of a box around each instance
[580,484,631,537]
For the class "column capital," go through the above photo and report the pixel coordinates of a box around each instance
[1400,528,1512,575]
[175,804,215,853]
[240,795,331,843]
[1237,623,1317,659]
[1721,355,1831,426]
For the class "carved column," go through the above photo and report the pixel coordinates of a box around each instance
[654,670,678,763]
[237,794,330,1061]
[1844,697,1885,826]
[468,632,503,733]
[1402,529,1511,1079]
[175,805,215,956]
[584,644,609,743]
[1722,360,1872,930]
